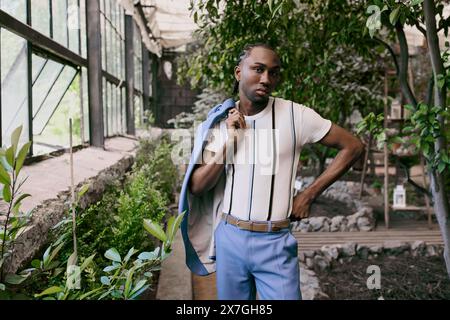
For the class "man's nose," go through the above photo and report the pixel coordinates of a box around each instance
[259,70,270,85]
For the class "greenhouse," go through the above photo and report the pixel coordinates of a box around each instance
[0,0,449,302]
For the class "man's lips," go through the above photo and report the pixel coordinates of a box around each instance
[255,88,269,95]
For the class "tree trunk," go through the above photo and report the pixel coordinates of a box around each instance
[424,0,450,278]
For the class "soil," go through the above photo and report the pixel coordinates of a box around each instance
[316,254,450,300]
[309,196,354,218]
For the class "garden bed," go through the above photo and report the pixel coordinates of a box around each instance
[316,254,450,300]
[309,196,353,218]
[298,241,449,300]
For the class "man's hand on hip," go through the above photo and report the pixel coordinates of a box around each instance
[289,191,315,221]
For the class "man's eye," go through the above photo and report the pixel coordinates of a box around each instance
[255,67,264,73]
[270,70,280,77]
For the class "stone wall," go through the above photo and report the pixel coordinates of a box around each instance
[4,155,135,274]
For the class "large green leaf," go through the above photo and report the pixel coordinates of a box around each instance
[13,193,31,212]
[77,184,90,199]
[166,212,185,243]
[10,126,22,157]
[129,279,148,299]
[14,141,31,176]
[143,219,167,242]
[0,164,10,186]
[34,286,64,298]
[124,247,137,263]
[389,6,400,26]
[5,147,14,169]
[124,266,136,298]
[3,185,11,203]
[4,273,28,285]
[105,248,122,262]
[80,253,96,272]
[48,242,64,266]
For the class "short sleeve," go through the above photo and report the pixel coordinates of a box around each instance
[299,106,332,145]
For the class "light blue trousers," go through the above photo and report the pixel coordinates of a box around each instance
[214,219,301,300]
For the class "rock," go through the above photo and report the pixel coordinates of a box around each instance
[313,255,330,271]
[357,244,369,259]
[309,217,326,232]
[300,267,324,300]
[346,213,359,231]
[425,245,438,257]
[383,241,410,255]
[320,219,330,232]
[321,245,340,262]
[305,258,314,269]
[290,221,301,232]
[298,251,306,263]
[298,220,312,232]
[330,216,345,232]
[341,242,357,257]
[369,245,383,254]
[304,250,316,258]
[411,240,426,251]
[357,217,374,231]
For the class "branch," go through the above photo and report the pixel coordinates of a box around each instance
[414,21,427,38]
[395,22,418,107]
[425,76,434,106]
[373,36,399,74]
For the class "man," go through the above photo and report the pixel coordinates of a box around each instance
[179,43,364,300]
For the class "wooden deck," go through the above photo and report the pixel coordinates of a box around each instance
[295,218,443,251]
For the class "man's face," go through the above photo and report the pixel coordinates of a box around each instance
[235,47,281,105]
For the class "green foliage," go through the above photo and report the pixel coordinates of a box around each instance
[34,213,185,300]
[356,112,388,149]
[144,212,185,254]
[0,126,32,292]
[180,0,385,124]
[133,137,179,201]
[403,103,450,174]
[113,168,168,255]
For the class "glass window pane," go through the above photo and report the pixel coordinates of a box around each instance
[33,73,81,155]
[52,0,68,47]
[68,0,80,53]
[32,54,47,83]
[101,11,105,71]
[1,29,29,147]
[33,65,77,135]
[31,0,50,37]
[80,0,86,58]
[32,58,64,118]
[0,0,27,23]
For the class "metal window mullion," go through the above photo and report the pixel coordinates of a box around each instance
[27,0,33,154]
[0,27,2,146]
[49,0,53,39]
[66,0,69,48]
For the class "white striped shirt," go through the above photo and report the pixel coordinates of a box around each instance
[203,96,332,222]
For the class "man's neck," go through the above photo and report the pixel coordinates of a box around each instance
[238,95,269,116]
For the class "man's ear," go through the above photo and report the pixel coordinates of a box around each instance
[234,65,241,81]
